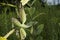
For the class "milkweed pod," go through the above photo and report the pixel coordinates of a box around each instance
[20,28,26,40]
[12,18,30,28]
[19,7,26,24]
[12,17,21,27]
[0,37,7,40]
[21,0,30,6]
[20,24,30,28]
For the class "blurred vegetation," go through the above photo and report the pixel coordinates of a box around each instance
[0,0,60,40]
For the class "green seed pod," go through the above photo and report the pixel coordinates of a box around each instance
[12,18,30,28]
[19,7,26,24]
[21,0,30,6]
[12,17,21,26]
[20,28,26,40]
[0,37,7,40]
[20,24,30,28]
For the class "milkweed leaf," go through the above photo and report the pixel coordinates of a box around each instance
[34,24,44,35]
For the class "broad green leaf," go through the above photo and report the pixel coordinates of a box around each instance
[25,7,36,17]
[30,26,34,34]
[59,23,60,26]
[37,24,44,34]
[35,24,44,35]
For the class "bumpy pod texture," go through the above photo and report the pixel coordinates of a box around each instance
[12,18,30,28]
[20,28,26,40]
[19,7,26,24]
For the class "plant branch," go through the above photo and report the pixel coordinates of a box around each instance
[0,3,16,7]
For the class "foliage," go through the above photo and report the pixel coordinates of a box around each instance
[0,0,60,40]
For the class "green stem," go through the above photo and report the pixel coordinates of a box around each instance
[32,13,45,20]
[0,3,16,7]
[31,0,36,6]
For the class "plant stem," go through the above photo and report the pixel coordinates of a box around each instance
[31,0,36,6]
[32,13,45,20]
[4,29,15,38]
[0,3,16,7]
